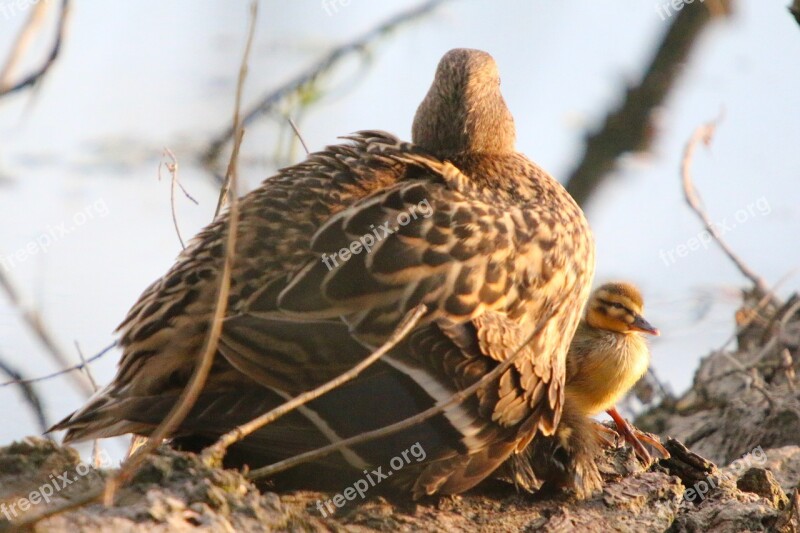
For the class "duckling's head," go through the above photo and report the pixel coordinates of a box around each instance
[585,282,659,336]
[412,48,516,156]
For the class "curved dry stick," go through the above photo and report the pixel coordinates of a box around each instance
[159,148,198,250]
[0,356,49,433]
[287,116,310,156]
[247,304,561,481]
[698,298,800,386]
[0,342,115,388]
[102,1,258,506]
[0,0,71,97]
[690,271,795,390]
[102,129,243,506]
[0,268,93,396]
[0,0,49,89]
[202,304,427,464]
[681,122,770,296]
[214,1,259,218]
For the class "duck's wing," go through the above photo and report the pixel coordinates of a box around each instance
[53,132,415,440]
[267,154,589,438]
[220,156,591,494]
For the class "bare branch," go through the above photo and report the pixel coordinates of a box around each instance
[75,341,105,469]
[287,116,310,156]
[680,121,770,296]
[74,341,98,392]
[203,0,451,168]
[0,269,93,396]
[564,0,733,207]
[0,0,71,98]
[0,355,49,434]
[101,0,257,507]
[214,3,258,217]
[159,148,198,250]
[0,0,50,89]
[694,272,798,387]
[0,342,115,388]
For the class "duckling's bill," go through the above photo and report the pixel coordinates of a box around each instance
[631,314,659,336]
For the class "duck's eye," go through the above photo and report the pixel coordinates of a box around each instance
[609,302,626,310]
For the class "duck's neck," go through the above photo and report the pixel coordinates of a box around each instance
[411,78,516,156]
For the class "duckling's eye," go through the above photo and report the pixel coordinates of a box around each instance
[597,298,629,313]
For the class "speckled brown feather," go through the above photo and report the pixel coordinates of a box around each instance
[52,49,595,496]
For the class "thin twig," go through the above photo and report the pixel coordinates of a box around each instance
[717,269,796,356]
[213,3,258,217]
[12,2,258,529]
[0,356,49,434]
[0,342,115,388]
[74,341,104,465]
[0,0,50,89]
[101,1,257,507]
[782,348,796,391]
[564,0,733,207]
[693,274,795,388]
[202,304,427,464]
[692,283,800,411]
[203,0,451,168]
[248,303,561,481]
[159,148,198,250]
[0,0,71,98]
[681,121,770,296]
[0,269,93,396]
[748,299,800,365]
[74,341,98,392]
[287,116,310,155]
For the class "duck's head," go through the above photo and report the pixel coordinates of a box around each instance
[585,282,659,336]
[412,48,516,156]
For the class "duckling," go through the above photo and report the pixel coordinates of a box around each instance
[51,49,595,497]
[566,282,667,463]
[500,282,664,497]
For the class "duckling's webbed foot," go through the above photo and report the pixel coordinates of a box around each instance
[591,422,621,449]
[606,407,670,466]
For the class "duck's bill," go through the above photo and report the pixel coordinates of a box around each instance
[631,315,660,336]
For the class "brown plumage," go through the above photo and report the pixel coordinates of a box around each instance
[51,49,595,498]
